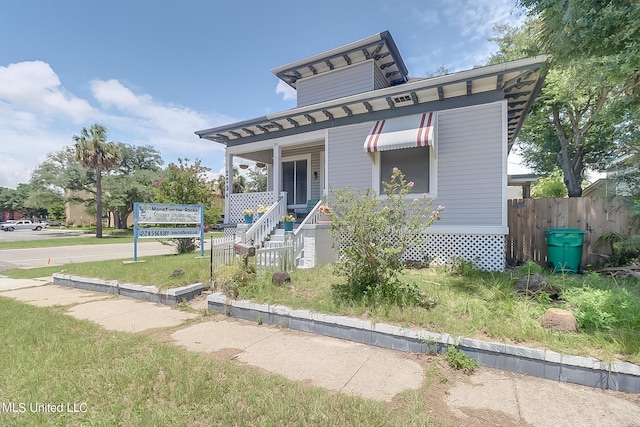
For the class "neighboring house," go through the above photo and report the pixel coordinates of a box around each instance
[196,31,547,271]
[65,189,135,228]
[583,164,637,199]
[65,189,94,226]
[1,211,24,222]
[508,174,538,199]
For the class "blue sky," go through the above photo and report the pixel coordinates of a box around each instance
[0,0,528,189]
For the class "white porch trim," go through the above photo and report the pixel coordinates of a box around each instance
[226,129,329,155]
[224,152,233,222]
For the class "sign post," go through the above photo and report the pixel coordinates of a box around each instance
[133,203,205,261]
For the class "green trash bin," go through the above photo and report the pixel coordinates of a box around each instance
[545,228,586,273]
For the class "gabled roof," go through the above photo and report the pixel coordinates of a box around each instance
[272,31,409,89]
[196,36,548,150]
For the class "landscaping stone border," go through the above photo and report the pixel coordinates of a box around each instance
[52,273,204,306]
[207,292,640,393]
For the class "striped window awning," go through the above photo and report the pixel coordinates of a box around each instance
[364,112,435,153]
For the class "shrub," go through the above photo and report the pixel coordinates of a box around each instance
[444,346,478,373]
[613,235,640,265]
[176,238,197,254]
[330,168,444,306]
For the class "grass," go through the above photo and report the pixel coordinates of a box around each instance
[0,297,438,426]
[3,252,213,289]
[217,263,640,365]
[4,248,639,365]
[0,231,223,250]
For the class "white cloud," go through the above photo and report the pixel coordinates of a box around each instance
[0,61,95,122]
[275,80,296,101]
[0,61,233,188]
[90,78,229,155]
[443,0,523,42]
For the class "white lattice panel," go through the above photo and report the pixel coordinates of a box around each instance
[223,227,237,239]
[229,192,275,223]
[338,232,505,272]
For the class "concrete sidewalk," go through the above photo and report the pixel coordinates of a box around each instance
[1,276,639,426]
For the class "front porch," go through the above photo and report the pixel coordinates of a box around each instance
[223,139,326,225]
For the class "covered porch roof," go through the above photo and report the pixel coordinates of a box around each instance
[196,55,548,151]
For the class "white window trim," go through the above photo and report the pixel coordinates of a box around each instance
[282,154,312,208]
[371,146,438,199]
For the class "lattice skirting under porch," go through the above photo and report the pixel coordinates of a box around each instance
[339,233,506,272]
[228,192,275,224]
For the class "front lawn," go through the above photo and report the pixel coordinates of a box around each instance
[216,262,640,365]
[5,254,639,365]
[0,298,437,426]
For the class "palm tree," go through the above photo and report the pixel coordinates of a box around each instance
[73,124,122,238]
[217,166,247,197]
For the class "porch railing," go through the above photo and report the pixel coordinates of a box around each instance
[292,199,323,261]
[256,243,295,271]
[242,192,287,246]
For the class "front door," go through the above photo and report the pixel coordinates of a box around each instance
[282,158,308,207]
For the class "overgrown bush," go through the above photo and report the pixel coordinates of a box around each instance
[613,234,640,265]
[330,168,444,306]
[562,285,640,332]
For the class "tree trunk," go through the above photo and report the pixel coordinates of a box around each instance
[95,170,103,238]
[552,110,584,197]
[115,211,128,229]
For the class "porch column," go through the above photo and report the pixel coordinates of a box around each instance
[272,143,281,203]
[225,152,233,223]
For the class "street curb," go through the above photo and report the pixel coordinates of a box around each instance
[207,292,640,393]
[52,273,204,306]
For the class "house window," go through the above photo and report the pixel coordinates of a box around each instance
[379,147,429,194]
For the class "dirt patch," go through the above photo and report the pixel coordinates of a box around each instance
[385,353,640,427]
[186,291,210,311]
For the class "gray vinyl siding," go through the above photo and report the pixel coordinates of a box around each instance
[327,123,373,192]
[297,61,374,108]
[373,65,388,90]
[434,101,505,226]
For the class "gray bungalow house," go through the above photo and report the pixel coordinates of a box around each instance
[196,31,547,271]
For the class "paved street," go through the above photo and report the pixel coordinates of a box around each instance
[0,241,176,270]
[0,228,86,242]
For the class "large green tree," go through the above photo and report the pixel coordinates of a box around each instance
[490,20,636,196]
[246,166,267,192]
[102,144,163,229]
[30,144,164,229]
[0,185,29,217]
[155,158,221,253]
[73,124,122,238]
[518,0,640,66]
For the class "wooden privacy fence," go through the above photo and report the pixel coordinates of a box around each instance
[507,197,637,267]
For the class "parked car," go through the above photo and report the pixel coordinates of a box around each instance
[0,220,48,231]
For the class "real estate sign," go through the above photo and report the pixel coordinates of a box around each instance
[133,203,205,261]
